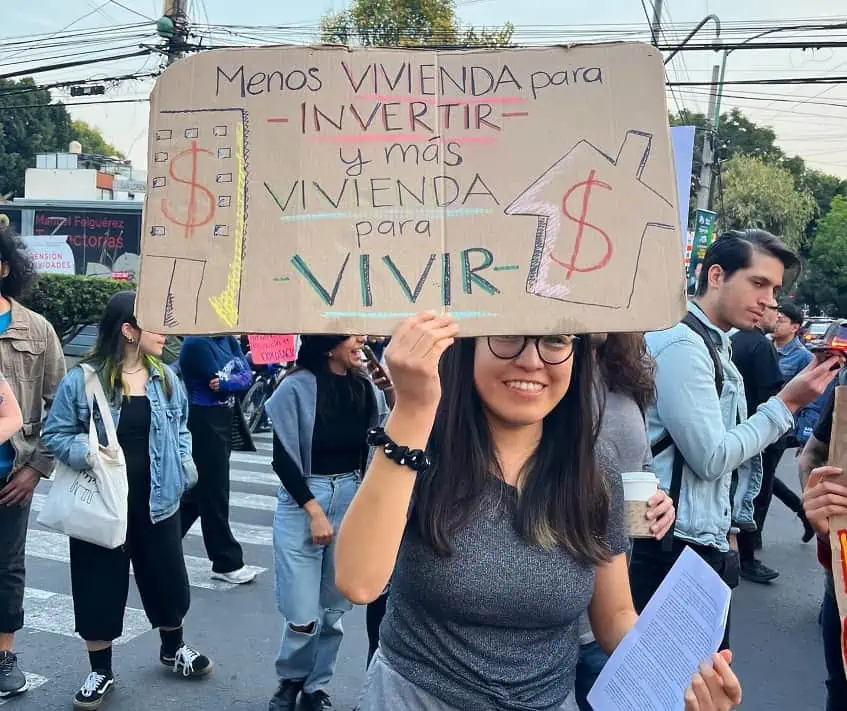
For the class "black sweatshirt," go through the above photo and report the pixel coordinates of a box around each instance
[272,371,373,507]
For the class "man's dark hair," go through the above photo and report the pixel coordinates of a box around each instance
[695,228,800,297]
[778,302,805,325]
[0,224,36,300]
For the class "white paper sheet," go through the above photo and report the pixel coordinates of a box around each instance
[587,547,731,711]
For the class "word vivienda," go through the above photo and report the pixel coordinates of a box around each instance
[268,175,498,211]
[215,62,603,101]
[266,173,499,246]
[290,248,502,308]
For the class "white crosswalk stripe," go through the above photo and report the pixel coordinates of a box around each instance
[23,587,150,644]
[17,443,278,691]
[0,673,49,703]
[25,528,267,592]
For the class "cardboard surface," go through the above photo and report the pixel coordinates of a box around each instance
[136,44,686,336]
[247,334,297,364]
[827,387,847,677]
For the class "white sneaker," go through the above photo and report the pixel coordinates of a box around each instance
[210,566,256,584]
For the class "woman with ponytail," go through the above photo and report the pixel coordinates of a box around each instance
[264,335,390,711]
[43,291,212,710]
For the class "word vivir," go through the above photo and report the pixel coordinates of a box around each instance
[290,248,502,308]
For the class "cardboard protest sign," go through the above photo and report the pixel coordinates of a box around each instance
[247,334,297,364]
[136,44,686,336]
[827,386,847,678]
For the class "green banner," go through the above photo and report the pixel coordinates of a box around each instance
[687,209,718,294]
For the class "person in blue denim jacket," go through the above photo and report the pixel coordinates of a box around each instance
[773,303,814,382]
[629,229,840,650]
[42,292,212,711]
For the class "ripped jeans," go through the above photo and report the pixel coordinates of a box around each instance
[273,472,359,693]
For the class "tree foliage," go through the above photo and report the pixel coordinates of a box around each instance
[798,195,847,316]
[320,0,513,48]
[70,120,124,159]
[0,79,73,197]
[0,80,122,197]
[719,155,816,248]
[22,274,128,345]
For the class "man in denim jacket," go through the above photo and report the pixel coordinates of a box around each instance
[629,229,839,649]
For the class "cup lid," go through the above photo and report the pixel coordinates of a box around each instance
[620,471,659,483]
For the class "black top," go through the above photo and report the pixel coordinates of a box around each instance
[273,371,373,507]
[730,328,784,416]
[117,396,152,518]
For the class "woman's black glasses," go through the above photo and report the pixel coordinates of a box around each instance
[487,335,579,365]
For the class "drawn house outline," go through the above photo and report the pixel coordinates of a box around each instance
[504,130,676,309]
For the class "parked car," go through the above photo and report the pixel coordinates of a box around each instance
[801,318,833,348]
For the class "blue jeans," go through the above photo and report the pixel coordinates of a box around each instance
[575,641,609,711]
[273,472,359,693]
[822,573,847,711]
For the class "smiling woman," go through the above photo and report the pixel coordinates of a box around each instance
[335,315,742,711]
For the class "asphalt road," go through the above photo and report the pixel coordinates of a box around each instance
[3,439,833,711]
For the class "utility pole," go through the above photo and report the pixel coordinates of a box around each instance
[650,0,664,45]
[696,64,720,211]
[160,0,189,65]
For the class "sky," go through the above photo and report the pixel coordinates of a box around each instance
[5,0,847,177]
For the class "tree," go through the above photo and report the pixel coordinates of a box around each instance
[798,195,847,316]
[800,169,847,254]
[719,155,816,248]
[70,120,124,158]
[320,0,513,48]
[0,78,74,196]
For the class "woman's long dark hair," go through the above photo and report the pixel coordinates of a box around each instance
[414,337,611,565]
[291,335,372,423]
[0,225,36,300]
[596,333,655,413]
[83,291,171,402]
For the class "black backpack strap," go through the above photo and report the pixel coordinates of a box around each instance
[681,313,724,395]
[656,313,726,552]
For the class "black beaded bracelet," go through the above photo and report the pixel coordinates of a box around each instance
[366,426,431,472]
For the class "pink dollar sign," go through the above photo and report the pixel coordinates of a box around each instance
[161,140,216,239]
[551,169,613,279]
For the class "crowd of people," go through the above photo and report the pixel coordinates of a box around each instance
[0,218,843,711]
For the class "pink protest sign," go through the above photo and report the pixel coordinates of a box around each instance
[247,335,297,364]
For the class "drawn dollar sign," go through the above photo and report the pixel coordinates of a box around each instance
[551,168,613,280]
[161,140,216,239]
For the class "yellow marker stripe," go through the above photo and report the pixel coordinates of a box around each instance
[209,120,246,328]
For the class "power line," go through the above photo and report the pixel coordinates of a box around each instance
[0,49,153,81]
[1,98,149,110]
[107,0,155,21]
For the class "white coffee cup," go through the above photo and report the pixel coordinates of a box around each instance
[621,472,659,501]
[621,472,659,538]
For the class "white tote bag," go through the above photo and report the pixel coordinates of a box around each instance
[38,365,129,549]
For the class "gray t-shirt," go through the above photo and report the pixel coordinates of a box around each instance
[370,473,627,711]
[578,386,651,645]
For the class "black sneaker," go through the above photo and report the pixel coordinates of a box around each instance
[73,671,114,710]
[302,690,334,711]
[268,679,305,711]
[740,559,780,584]
[0,652,28,697]
[160,644,213,678]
